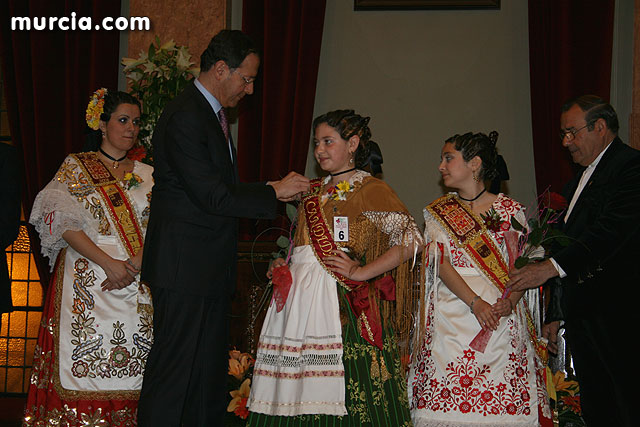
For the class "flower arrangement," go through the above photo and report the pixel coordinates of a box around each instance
[122,172,143,190]
[510,189,569,268]
[121,36,199,164]
[481,207,510,233]
[550,370,584,426]
[85,88,107,130]
[226,349,255,424]
[327,180,353,201]
[126,145,147,162]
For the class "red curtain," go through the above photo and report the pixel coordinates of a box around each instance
[528,0,615,193]
[238,0,327,240]
[0,0,121,284]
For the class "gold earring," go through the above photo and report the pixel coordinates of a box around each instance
[473,171,480,183]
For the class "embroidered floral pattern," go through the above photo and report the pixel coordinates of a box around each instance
[24,404,137,427]
[29,346,52,389]
[252,368,344,379]
[257,341,343,353]
[66,258,151,380]
[449,194,523,268]
[71,360,90,378]
[57,158,112,235]
[412,319,533,417]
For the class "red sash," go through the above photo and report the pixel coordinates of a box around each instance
[427,195,547,362]
[72,153,144,258]
[302,178,394,350]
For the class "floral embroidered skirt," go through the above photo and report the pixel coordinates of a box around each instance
[247,285,412,427]
[23,252,145,426]
[408,273,552,427]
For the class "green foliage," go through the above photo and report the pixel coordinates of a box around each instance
[121,36,199,164]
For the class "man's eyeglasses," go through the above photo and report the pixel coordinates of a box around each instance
[559,123,591,141]
[234,70,255,86]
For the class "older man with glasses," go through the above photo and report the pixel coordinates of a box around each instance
[507,95,640,426]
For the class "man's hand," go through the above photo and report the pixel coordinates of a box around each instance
[542,321,561,355]
[268,172,310,201]
[506,259,557,292]
[267,257,286,279]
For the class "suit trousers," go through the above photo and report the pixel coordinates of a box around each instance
[565,315,632,427]
[138,287,230,426]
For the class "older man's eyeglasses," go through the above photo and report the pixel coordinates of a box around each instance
[559,123,590,141]
[234,70,255,86]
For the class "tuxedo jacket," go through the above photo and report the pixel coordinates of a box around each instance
[141,82,277,297]
[554,138,640,319]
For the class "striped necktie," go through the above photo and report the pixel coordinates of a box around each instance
[217,108,233,162]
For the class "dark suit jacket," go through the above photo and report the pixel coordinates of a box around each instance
[553,138,640,319]
[1,143,21,313]
[141,82,277,297]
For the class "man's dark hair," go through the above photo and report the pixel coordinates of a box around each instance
[562,94,619,134]
[200,30,259,72]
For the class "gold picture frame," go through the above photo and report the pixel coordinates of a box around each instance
[354,0,500,10]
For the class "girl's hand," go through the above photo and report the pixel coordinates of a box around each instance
[325,250,364,281]
[472,299,500,331]
[128,250,143,271]
[267,258,287,279]
[101,258,137,291]
[491,298,513,317]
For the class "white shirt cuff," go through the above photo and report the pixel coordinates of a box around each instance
[549,257,567,278]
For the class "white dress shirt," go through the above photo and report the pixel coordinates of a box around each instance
[194,78,234,162]
[550,140,613,277]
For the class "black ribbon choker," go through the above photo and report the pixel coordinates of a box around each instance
[99,148,127,168]
[330,167,356,177]
[459,188,486,202]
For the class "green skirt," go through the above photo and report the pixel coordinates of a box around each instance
[246,286,412,427]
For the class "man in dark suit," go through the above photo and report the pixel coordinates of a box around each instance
[508,95,640,426]
[1,143,21,315]
[138,30,309,426]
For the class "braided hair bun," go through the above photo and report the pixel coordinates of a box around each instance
[312,109,383,174]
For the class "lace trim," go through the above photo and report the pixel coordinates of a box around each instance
[412,417,538,427]
[30,188,85,270]
[256,353,343,369]
[362,210,423,248]
[320,170,370,201]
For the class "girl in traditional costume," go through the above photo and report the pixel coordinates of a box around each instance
[247,110,423,426]
[24,89,153,426]
[408,131,552,426]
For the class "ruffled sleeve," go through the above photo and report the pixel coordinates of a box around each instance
[29,156,94,270]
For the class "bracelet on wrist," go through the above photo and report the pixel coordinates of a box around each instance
[469,295,481,314]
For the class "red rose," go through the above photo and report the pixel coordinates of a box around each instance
[544,192,568,210]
